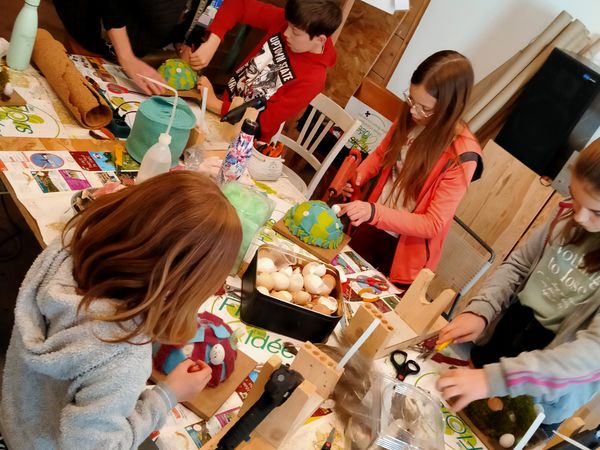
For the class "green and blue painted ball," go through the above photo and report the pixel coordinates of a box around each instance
[158,59,197,90]
[283,201,343,249]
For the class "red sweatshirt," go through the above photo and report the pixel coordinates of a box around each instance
[208,0,336,142]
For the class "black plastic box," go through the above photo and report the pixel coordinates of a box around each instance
[241,245,342,343]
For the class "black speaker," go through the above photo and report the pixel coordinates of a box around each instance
[495,48,600,178]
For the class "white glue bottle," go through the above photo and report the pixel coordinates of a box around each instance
[135,74,178,183]
[137,132,172,182]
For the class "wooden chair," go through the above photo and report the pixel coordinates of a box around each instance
[276,93,360,199]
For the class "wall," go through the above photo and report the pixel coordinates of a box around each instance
[386,0,600,142]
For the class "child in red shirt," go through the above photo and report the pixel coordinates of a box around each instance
[184,0,342,142]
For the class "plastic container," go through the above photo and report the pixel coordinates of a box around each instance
[247,148,283,181]
[136,133,172,183]
[345,375,444,450]
[218,119,258,185]
[221,183,275,274]
[126,96,196,167]
[241,244,342,342]
[7,0,40,71]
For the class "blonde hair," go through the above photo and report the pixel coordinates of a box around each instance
[63,171,242,344]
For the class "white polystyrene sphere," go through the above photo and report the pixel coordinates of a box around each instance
[304,273,324,294]
[209,344,225,365]
[499,434,515,448]
[256,273,275,291]
[302,262,327,277]
[271,272,290,291]
[271,290,293,302]
[3,83,13,97]
[288,273,304,292]
[257,257,276,273]
[279,266,293,277]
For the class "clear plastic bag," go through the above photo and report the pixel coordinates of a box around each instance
[345,375,444,450]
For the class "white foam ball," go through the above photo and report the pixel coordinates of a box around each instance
[499,433,515,448]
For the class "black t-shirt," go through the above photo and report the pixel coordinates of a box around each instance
[53,0,193,57]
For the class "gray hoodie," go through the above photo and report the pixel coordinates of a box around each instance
[1,241,177,449]
[464,218,600,424]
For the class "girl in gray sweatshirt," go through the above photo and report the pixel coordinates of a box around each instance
[436,138,600,426]
[1,171,242,449]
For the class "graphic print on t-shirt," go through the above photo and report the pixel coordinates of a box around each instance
[227,34,295,102]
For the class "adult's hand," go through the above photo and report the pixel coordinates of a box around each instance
[437,312,487,345]
[437,368,489,411]
[120,55,166,96]
[337,201,372,227]
[164,359,212,403]
[176,43,193,62]
[107,26,165,96]
[190,33,221,70]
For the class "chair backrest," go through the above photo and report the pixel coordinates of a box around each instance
[427,217,495,317]
[278,93,361,198]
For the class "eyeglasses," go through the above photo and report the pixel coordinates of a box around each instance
[402,89,435,118]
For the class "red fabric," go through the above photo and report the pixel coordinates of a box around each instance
[357,124,482,284]
[208,0,336,142]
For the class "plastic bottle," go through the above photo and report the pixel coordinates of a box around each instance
[218,119,258,185]
[137,133,172,183]
[7,0,40,71]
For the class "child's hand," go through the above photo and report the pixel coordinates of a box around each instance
[436,368,489,411]
[165,359,212,402]
[190,34,221,70]
[437,312,486,344]
[197,76,223,113]
[337,201,372,226]
[341,175,362,199]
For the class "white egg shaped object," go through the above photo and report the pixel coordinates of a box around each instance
[256,273,275,291]
[257,257,276,273]
[288,273,304,292]
[271,272,290,291]
[499,434,515,448]
[304,273,325,294]
[279,266,293,277]
[271,290,293,302]
[292,290,311,305]
[322,274,336,292]
[209,344,226,365]
[302,262,327,277]
[317,296,338,313]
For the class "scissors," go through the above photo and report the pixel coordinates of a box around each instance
[390,350,420,381]
[356,274,389,294]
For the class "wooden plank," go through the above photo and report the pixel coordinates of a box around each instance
[289,341,343,398]
[367,0,431,85]
[272,217,350,263]
[454,140,555,304]
[324,1,405,106]
[370,34,404,81]
[151,350,257,419]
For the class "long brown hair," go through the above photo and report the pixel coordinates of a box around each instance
[558,138,600,273]
[384,50,474,207]
[62,171,242,344]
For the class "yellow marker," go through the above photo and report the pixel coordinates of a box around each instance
[434,340,452,352]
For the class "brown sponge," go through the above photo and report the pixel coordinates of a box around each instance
[31,29,112,129]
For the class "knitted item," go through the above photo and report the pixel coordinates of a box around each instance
[153,312,237,387]
[158,59,197,91]
[283,201,343,249]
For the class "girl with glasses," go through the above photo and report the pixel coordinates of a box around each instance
[337,50,482,287]
[437,139,600,429]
